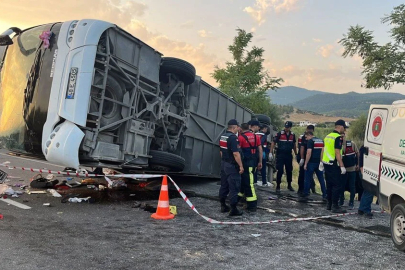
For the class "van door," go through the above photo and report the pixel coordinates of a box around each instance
[363,105,390,195]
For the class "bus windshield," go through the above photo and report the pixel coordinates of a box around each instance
[0,24,50,150]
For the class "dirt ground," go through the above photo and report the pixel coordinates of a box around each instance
[0,150,403,270]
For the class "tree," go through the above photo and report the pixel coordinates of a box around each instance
[212,28,284,127]
[340,4,405,90]
[347,114,367,147]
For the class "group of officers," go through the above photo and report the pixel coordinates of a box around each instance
[219,118,356,216]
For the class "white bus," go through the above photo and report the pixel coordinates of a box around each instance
[0,19,254,177]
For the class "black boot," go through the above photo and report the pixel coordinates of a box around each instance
[287,184,295,192]
[229,205,243,216]
[332,205,347,213]
[326,202,332,211]
[220,199,230,213]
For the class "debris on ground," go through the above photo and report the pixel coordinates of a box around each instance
[43,203,51,207]
[48,189,62,197]
[67,197,92,203]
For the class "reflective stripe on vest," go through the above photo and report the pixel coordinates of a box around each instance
[322,132,342,164]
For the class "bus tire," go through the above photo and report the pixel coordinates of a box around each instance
[254,114,271,126]
[149,150,186,172]
[159,57,196,85]
[390,203,405,251]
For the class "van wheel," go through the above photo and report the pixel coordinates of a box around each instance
[159,57,196,85]
[149,150,186,172]
[390,203,405,251]
[90,76,125,131]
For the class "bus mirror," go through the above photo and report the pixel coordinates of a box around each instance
[0,27,22,46]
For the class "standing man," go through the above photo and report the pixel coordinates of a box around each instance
[299,131,327,202]
[255,125,273,187]
[297,125,316,195]
[238,121,263,212]
[339,133,359,209]
[358,145,374,218]
[322,119,347,213]
[270,121,298,194]
[219,119,244,216]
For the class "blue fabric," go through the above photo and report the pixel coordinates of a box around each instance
[359,189,374,213]
[304,163,327,197]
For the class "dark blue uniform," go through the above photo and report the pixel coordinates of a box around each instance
[304,137,326,198]
[274,130,296,186]
[219,131,241,206]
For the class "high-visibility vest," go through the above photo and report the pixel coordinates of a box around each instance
[322,132,342,164]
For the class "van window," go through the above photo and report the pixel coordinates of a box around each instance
[366,108,388,145]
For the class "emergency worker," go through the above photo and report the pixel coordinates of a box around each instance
[270,121,297,194]
[219,119,244,216]
[322,119,347,213]
[299,131,327,202]
[297,125,316,195]
[238,121,263,212]
[339,133,359,209]
[255,125,272,187]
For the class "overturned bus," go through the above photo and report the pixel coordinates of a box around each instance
[0,19,271,178]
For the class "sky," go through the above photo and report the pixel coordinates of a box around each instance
[1,0,405,94]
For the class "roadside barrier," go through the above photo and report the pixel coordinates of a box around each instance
[0,161,384,225]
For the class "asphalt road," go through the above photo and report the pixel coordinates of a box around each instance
[0,151,403,270]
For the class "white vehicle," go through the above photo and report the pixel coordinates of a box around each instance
[363,100,405,250]
[0,19,255,177]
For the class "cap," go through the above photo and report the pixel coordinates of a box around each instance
[227,119,239,126]
[335,119,347,128]
[284,121,293,128]
[249,120,260,127]
[306,131,314,136]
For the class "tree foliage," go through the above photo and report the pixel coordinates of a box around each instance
[347,114,368,147]
[340,4,405,89]
[212,28,284,127]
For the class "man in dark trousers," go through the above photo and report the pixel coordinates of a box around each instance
[238,121,263,212]
[255,125,273,187]
[270,121,297,194]
[322,119,347,213]
[219,119,244,216]
[297,125,316,195]
[299,131,327,202]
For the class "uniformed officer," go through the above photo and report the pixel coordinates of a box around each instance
[322,119,347,213]
[297,125,316,195]
[254,125,273,187]
[238,121,263,212]
[219,119,244,216]
[270,121,297,194]
[299,131,327,202]
[339,133,359,209]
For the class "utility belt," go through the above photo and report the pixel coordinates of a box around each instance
[323,160,338,166]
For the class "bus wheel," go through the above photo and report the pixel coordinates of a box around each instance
[159,57,196,85]
[149,150,186,172]
[390,203,405,251]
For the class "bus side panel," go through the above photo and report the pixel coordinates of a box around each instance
[380,159,405,211]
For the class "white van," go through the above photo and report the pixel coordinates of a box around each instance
[363,100,405,251]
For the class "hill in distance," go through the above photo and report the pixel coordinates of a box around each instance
[270,86,405,118]
[292,91,405,118]
[267,86,322,105]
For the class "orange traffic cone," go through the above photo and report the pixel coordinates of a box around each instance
[151,175,175,220]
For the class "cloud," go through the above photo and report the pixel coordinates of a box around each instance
[244,0,300,25]
[312,38,322,43]
[0,0,147,28]
[198,29,210,38]
[180,20,194,29]
[128,21,218,84]
[317,44,334,58]
[0,0,219,85]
